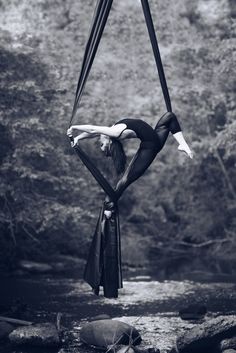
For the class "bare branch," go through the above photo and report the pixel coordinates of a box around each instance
[22,225,40,243]
[176,239,231,248]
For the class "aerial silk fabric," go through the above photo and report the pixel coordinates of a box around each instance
[70,0,121,298]
[70,0,173,297]
[73,145,121,298]
[70,0,114,125]
[140,0,172,112]
[83,202,122,298]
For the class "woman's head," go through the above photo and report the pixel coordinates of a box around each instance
[99,135,126,175]
[100,135,112,156]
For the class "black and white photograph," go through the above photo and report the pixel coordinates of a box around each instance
[0,0,236,352]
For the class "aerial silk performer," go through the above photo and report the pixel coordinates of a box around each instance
[67,0,193,298]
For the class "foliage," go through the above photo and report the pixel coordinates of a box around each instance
[0,0,235,271]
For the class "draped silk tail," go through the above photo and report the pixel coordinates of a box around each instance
[83,202,122,298]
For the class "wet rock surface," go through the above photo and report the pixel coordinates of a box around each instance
[220,337,236,351]
[178,304,207,321]
[9,323,61,347]
[89,314,111,321]
[176,316,236,353]
[80,319,142,349]
[116,347,135,353]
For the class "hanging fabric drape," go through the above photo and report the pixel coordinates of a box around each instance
[68,0,121,298]
[83,202,122,298]
[70,0,172,129]
[140,0,172,113]
[68,0,173,298]
[70,0,114,126]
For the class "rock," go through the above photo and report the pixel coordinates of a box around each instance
[129,276,152,281]
[80,319,142,349]
[135,347,160,353]
[167,348,178,353]
[9,323,60,347]
[121,346,160,353]
[220,337,236,351]
[107,344,124,353]
[90,314,111,321]
[222,350,236,353]
[179,304,207,320]
[19,260,53,274]
[0,321,14,340]
[107,344,148,353]
[176,316,236,353]
[117,346,135,353]
[147,347,161,353]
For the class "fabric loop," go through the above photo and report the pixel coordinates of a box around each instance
[73,144,117,202]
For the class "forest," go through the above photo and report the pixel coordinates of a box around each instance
[0,0,235,275]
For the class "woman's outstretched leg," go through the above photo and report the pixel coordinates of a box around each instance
[106,112,182,203]
[115,146,158,200]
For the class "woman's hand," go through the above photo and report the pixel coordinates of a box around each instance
[67,128,76,147]
[72,135,81,146]
[67,135,80,147]
[67,127,74,136]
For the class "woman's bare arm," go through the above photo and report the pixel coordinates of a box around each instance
[67,124,126,138]
[68,132,99,147]
[75,132,99,141]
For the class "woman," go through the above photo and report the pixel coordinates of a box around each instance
[67,112,193,217]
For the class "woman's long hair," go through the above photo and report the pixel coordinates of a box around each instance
[110,138,126,175]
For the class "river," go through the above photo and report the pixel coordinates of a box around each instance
[1,268,236,353]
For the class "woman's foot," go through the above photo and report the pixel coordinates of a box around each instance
[172,131,193,159]
[104,210,112,219]
[178,144,193,159]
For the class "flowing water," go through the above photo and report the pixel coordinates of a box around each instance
[1,268,236,353]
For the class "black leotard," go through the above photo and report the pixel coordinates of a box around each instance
[115,118,157,143]
[111,112,182,199]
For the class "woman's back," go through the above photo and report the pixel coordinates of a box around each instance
[115,118,157,142]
